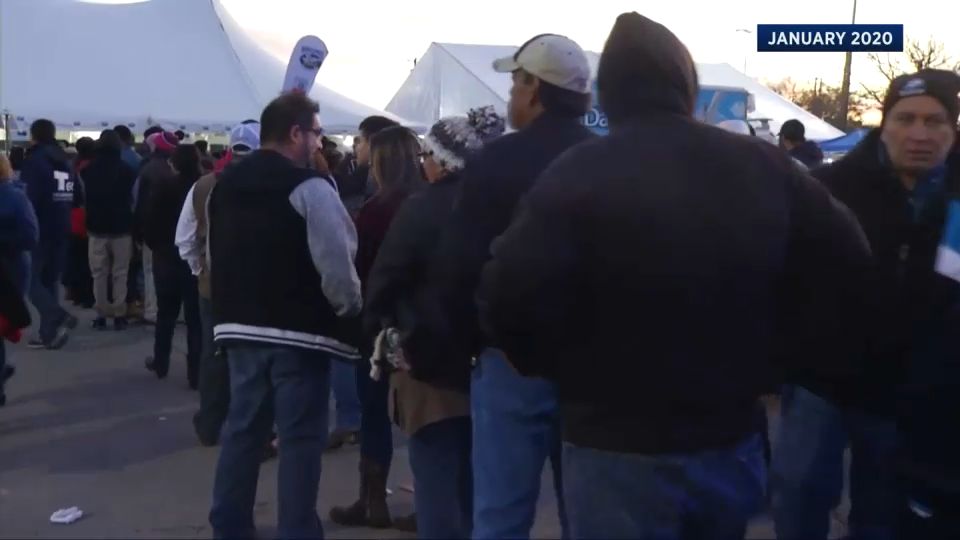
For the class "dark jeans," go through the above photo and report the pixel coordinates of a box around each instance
[408,417,473,539]
[563,435,766,540]
[27,243,69,344]
[151,249,201,382]
[194,297,230,441]
[210,343,331,539]
[470,348,567,540]
[771,385,898,540]
[63,235,93,305]
[356,362,392,469]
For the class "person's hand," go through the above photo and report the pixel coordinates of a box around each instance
[312,148,331,176]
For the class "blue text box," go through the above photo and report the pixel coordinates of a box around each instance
[757,24,903,52]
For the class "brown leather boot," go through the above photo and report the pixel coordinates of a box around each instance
[329,460,369,526]
[363,461,392,528]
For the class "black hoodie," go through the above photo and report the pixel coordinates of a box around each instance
[477,12,873,454]
[81,147,137,236]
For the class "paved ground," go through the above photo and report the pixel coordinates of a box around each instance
[0,307,847,539]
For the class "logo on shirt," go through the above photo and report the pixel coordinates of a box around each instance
[53,170,74,203]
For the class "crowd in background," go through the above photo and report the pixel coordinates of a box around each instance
[2,10,960,540]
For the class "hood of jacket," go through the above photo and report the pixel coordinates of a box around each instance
[597,12,699,127]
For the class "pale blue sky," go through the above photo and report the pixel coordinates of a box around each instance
[223,0,958,110]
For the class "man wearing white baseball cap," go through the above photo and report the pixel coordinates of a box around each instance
[426,33,594,539]
[176,119,260,446]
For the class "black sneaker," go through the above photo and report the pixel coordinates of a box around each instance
[1,365,14,383]
[27,337,46,350]
[92,317,108,330]
[114,317,128,331]
[46,327,70,350]
[62,314,79,330]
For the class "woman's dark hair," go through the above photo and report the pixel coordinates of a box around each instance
[9,146,26,170]
[260,92,320,145]
[519,71,591,118]
[75,137,97,160]
[369,126,423,197]
[359,115,399,139]
[194,140,209,154]
[113,125,135,145]
[171,144,202,182]
[97,129,122,154]
[30,119,57,144]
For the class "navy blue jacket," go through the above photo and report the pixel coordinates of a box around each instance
[0,181,39,292]
[21,143,72,250]
[425,112,595,387]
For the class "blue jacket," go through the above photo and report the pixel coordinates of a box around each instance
[0,181,39,291]
[21,142,73,250]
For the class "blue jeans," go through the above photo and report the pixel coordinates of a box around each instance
[563,435,765,540]
[471,348,567,540]
[331,360,360,431]
[409,417,473,539]
[28,244,68,344]
[771,385,898,540]
[356,362,392,469]
[210,343,331,539]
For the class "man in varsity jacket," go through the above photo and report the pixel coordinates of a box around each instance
[206,92,362,539]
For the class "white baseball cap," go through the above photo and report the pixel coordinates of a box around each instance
[229,121,260,153]
[492,34,591,94]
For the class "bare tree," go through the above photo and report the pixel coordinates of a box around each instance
[862,37,956,106]
[768,78,866,129]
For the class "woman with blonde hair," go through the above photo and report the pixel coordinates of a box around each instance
[330,125,423,530]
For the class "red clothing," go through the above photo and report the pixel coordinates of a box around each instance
[0,314,23,343]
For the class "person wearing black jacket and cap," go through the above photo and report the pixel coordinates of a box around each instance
[779,119,824,169]
[426,33,594,540]
[477,12,873,538]
[772,69,960,540]
[142,144,202,388]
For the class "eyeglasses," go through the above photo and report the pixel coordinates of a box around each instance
[301,126,323,137]
[418,150,434,159]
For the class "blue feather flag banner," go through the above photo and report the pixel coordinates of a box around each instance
[935,200,960,283]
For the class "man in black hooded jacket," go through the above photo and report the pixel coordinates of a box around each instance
[779,119,824,168]
[477,12,872,538]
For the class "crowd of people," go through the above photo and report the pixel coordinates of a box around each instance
[1,10,960,540]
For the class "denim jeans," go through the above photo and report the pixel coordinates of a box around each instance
[151,249,201,383]
[409,417,473,539]
[210,343,331,539]
[356,362,392,469]
[194,297,230,441]
[28,243,68,344]
[331,360,361,432]
[563,435,766,540]
[771,385,898,540]
[470,348,567,540]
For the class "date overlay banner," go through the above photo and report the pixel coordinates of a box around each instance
[757,24,904,52]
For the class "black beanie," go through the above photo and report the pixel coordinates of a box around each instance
[597,12,699,126]
[882,69,960,125]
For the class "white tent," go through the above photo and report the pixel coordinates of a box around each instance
[0,0,411,135]
[387,43,844,141]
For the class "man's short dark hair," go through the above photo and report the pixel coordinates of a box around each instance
[779,119,806,143]
[358,115,399,139]
[174,130,186,141]
[143,125,163,140]
[30,119,57,144]
[520,71,591,118]
[194,140,209,154]
[98,129,122,153]
[259,92,321,145]
[113,125,135,145]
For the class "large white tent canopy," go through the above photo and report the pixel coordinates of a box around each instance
[0,0,410,135]
[387,43,845,141]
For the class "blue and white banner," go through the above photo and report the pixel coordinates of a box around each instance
[757,24,903,52]
[935,200,960,283]
[281,35,328,94]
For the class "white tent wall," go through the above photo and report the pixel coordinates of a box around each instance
[0,0,409,135]
[387,43,843,141]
